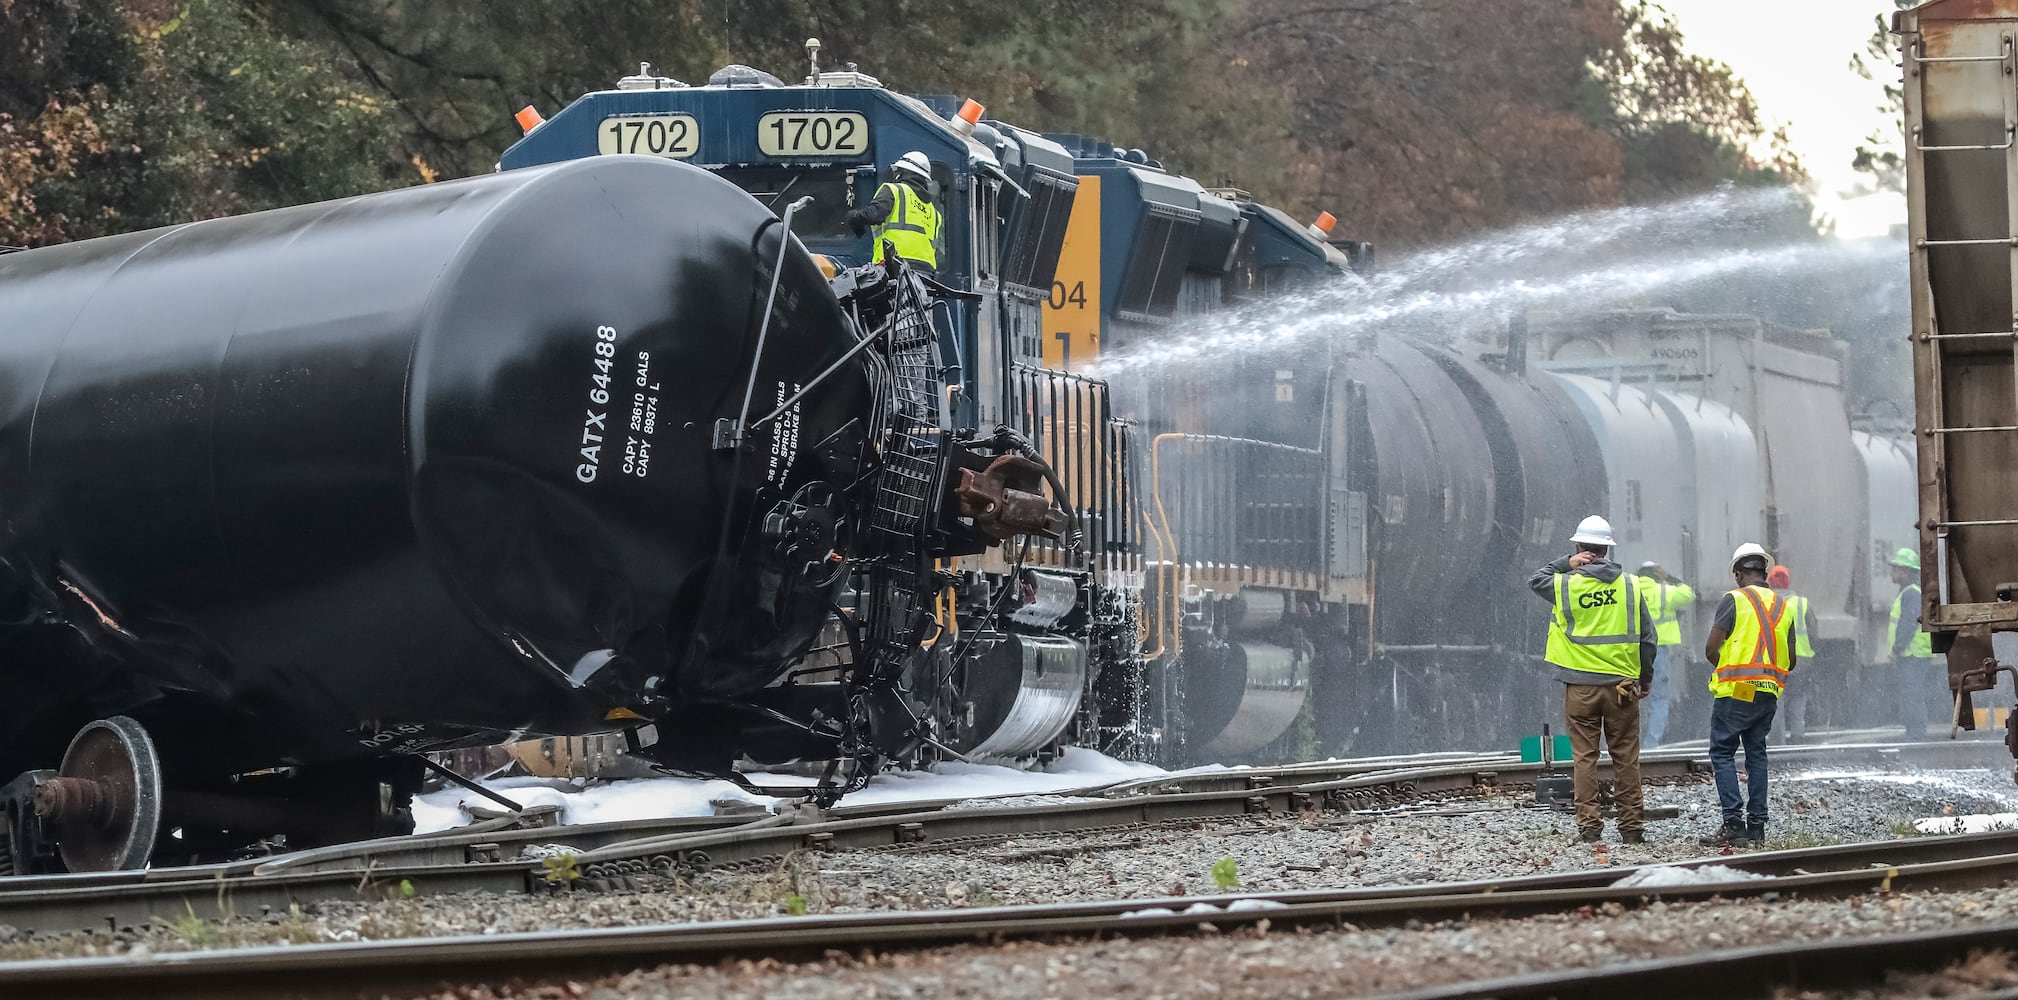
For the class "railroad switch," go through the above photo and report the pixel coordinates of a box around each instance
[1533,773,1574,810]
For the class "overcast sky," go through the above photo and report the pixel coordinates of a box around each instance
[1662,0,1903,237]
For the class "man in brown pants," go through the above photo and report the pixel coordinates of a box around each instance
[1527,515,1658,843]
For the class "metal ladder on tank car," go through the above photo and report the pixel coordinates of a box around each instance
[1905,30,2018,608]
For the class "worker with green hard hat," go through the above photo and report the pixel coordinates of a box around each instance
[1887,546,1934,740]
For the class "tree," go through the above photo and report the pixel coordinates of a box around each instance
[4,0,1794,251]
[1850,1,1916,196]
[1,0,404,246]
[1220,0,1800,247]
[0,0,124,244]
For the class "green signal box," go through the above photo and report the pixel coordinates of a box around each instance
[1520,733,1572,763]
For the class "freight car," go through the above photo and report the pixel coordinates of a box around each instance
[1896,0,2018,771]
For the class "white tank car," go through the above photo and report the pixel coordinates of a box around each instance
[1522,309,1913,666]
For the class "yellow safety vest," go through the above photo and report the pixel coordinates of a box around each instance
[870,181,940,268]
[1633,575,1695,647]
[1711,585,1793,701]
[1779,590,1814,659]
[1887,584,1933,658]
[1544,572,1643,680]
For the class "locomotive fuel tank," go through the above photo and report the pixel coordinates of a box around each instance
[0,156,871,781]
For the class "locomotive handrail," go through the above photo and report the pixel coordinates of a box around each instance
[1149,433,1186,664]
[747,318,890,432]
[720,195,816,451]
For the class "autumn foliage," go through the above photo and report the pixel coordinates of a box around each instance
[2,0,1801,248]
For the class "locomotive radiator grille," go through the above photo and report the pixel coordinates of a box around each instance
[1007,364,1141,579]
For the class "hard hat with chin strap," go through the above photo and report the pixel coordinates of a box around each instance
[1569,515,1614,547]
[892,150,932,181]
[1730,542,1771,573]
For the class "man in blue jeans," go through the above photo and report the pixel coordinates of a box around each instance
[1698,543,1798,848]
[1634,561,1696,747]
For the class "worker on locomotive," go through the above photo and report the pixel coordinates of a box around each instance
[1528,515,1655,844]
[1699,543,1797,848]
[847,150,942,273]
[1632,560,1696,748]
[1887,547,1935,740]
[1767,564,1819,744]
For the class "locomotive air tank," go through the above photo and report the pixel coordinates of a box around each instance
[0,156,871,787]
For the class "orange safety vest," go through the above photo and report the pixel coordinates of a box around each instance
[1710,585,1793,700]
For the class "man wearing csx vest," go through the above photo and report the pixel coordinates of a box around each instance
[846,151,942,272]
[1527,515,1656,844]
[1699,543,1798,848]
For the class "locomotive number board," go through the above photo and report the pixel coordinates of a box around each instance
[597,114,700,158]
[757,112,870,157]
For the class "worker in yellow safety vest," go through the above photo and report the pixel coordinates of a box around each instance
[846,150,941,272]
[1698,542,1797,848]
[1633,561,1696,748]
[1526,515,1656,845]
[1767,564,1820,744]
[1887,547,1935,740]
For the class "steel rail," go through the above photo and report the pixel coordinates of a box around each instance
[8,832,2018,998]
[1379,922,2018,999]
[0,752,1683,933]
[0,740,1995,935]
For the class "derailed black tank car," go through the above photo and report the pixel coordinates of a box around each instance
[0,156,1034,873]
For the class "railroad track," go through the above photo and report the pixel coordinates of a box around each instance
[8,822,2018,997]
[0,741,1995,944]
[1387,923,2018,999]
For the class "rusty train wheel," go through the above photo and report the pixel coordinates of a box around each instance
[34,716,162,872]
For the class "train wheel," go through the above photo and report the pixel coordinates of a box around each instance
[32,716,162,872]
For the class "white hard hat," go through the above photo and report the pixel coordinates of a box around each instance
[892,150,932,181]
[1730,542,1771,572]
[1569,515,1614,547]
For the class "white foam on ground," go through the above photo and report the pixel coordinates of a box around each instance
[1913,812,2018,834]
[410,747,1173,834]
[1612,864,1767,888]
[1785,768,2018,804]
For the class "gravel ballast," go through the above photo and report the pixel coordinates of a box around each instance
[1,760,2013,963]
[406,887,2018,999]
